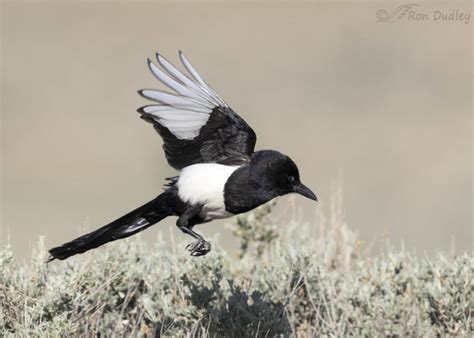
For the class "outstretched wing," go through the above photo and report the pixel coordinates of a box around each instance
[137,52,257,170]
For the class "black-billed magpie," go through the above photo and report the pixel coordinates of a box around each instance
[48,52,317,261]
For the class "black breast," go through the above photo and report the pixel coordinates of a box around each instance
[223,166,276,215]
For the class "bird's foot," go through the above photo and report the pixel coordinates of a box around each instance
[185,239,211,257]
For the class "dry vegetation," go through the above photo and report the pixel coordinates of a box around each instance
[1,194,472,336]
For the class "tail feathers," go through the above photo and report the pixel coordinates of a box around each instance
[48,196,169,262]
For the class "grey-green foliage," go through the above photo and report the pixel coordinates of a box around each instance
[0,199,472,337]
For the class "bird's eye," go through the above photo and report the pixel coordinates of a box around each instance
[288,175,295,183]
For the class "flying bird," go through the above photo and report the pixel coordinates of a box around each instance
[48,52,317,261]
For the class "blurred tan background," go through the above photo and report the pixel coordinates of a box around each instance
[1,1,472,260]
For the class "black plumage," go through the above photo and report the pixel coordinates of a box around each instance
[139,105,256,169]
[48,52,317,261]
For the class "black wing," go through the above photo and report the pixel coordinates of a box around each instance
[137,52,257,170]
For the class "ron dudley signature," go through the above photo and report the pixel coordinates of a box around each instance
[376,4,471,24]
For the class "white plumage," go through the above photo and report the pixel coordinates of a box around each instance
[177,164,240,220]
[139,52,227,140]
[142,104,210,139]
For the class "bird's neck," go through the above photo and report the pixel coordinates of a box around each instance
[223,166,280,215]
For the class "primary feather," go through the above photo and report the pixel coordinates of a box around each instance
[138,52,257,170]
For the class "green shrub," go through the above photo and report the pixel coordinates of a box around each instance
[1,199,472,336]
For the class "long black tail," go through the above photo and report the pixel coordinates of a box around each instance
[48,193,172,261]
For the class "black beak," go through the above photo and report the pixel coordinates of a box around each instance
[294,183,318,202]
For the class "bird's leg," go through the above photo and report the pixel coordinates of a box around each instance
[176,205,211,256]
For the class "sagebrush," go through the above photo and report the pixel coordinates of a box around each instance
[0,195,472,336]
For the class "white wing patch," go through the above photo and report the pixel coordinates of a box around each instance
[138,51,227,140]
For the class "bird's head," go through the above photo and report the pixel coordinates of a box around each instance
[249,150,317,202]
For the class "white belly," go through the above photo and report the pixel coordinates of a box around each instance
[176,164,240,221]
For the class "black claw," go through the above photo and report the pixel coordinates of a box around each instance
[185,239,211,256]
